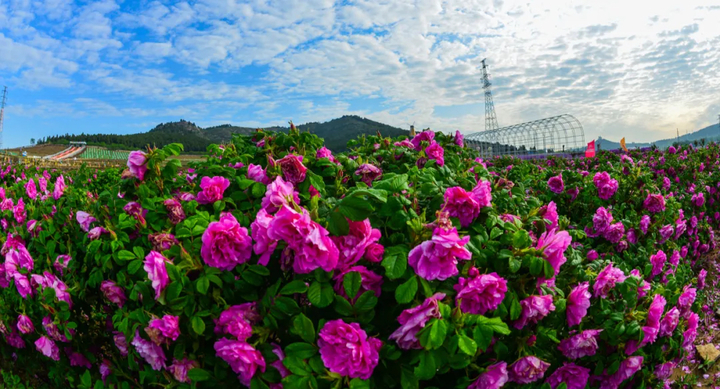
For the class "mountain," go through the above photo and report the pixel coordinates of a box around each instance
[38,116,409,152]
[596,123,720,151]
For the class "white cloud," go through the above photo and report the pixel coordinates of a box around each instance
[2,0,720,145]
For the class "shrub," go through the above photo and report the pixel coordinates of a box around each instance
[0,128,711,389]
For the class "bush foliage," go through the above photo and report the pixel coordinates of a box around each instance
[0,128,711,389]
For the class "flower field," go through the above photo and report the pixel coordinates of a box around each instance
[0,127,715,389]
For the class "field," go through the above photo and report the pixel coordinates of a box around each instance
[0,131,715,389]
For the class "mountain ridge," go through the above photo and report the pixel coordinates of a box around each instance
[38,115,409,152]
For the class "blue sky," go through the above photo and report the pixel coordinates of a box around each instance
[1,0,719,148]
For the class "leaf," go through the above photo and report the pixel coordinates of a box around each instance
[339,196,375,221]
[196,277,210,294]
[188,368,211,382]
[401,367,419,389]
[353,291,378,311]
[490,227,503,239]
[510,297,522,321]
[307,171,326,193]
[81,370,92,387]
[414,352,436,380]
[251,182,267,198]
[395,276,418,304]
[284,343,318,359]
[274,296,301,315]
[292,314,316,343]
[117,250,135,261]
[477,316,511,335]
[474,325,493,351]
[128,260,143,275]
[191,316,205,335]
[419,319,447,350]
[279,280,308,295]
[382,245,408,280]
[343,271,362,300]
[543,259,555,279]
[349,378,370,389]
[283,357,310,376]
[327,209,350,236]
[458,334,478,356]
[512,230,531,249]
[307,282,334,308]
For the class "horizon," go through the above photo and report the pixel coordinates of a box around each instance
[1,1,719,148]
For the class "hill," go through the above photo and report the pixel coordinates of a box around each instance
[37,116,408,152]
[597,123,720,151]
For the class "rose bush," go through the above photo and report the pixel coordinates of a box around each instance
[0,127,713,389]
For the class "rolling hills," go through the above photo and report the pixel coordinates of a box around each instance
[38,116,409,152]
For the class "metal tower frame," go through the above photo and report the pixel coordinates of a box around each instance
[0,86,6,150]
[465,114,586,159]
[481,59,499,132]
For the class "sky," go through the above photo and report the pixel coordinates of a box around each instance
[1,0,720,149]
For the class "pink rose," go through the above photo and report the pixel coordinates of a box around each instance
[408,227,471,281]
[214,338,265,386]
[389,293,445,350]
[318,319,382,379]
[196,176,231,204]
[364,243,384,263]
[131,330,167,370]
[332,218,381,270]
[454,267,507,315]
[127,151,148,180]
[35,336,60,361]
[144,251,171,300]
[276,154,307,184]
[201,212,253,271]
[100,280,126,307]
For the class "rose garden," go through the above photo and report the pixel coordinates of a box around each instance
[0,126,715,389]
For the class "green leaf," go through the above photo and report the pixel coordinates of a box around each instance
[458,334,478,356]
[512,230,531,249]
[490,227,503,239]
[477,316,511,335]
[339,196,375,221]
[187,368,211,382]
[274,296,301,315]
[196,277,210,294]
[349,378,370,389]
[474,325,492,351]
[395,276,418,304]
[292,314,316,343]
[343,271,362,300]
[543,259,555,279]
[307,171,326,193]
[81,370,92,387]
[353,291,378,311]
[401,367,419,389]
[510,297,522,321]
[327,209,350,236]
[508,256,521,273]
[382,245,408,280]
[279,280,308,295]
[284,343,317,359]
[283,357,310,376]
[307,282,334,308]
[117,250,135,261]
[251,182,267,198]
[191,316,205,335]
[128,260,143,275]
[414,352,436,380]
[419,319,447,350]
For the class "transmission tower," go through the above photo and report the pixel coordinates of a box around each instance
[481,59,500,132]
[0,86,6,150]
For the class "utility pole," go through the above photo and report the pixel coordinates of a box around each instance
[0,86,7,150]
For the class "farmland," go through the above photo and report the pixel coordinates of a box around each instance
[0,128,715,389]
